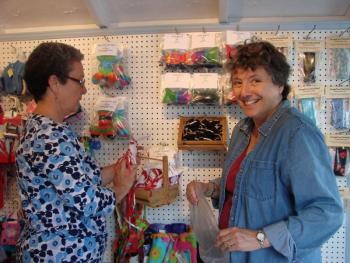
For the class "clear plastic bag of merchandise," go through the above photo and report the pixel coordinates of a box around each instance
[191,73,222,105]
[190,195,229,263]
[160,33,191,68]
[161,73,192,105]
[90,96,131,140]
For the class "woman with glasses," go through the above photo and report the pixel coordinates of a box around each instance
[16,42,136,262]
[186,41,343,262]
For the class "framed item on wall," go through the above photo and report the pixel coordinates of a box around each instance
[177,116,228,151]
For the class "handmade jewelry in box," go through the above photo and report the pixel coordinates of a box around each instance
[178,116,228,151]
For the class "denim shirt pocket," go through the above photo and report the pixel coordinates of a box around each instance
[243,160,276,201]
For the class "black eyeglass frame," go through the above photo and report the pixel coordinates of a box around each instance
[66,76,86,87]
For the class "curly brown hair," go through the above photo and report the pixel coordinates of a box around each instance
[230,41,291,100]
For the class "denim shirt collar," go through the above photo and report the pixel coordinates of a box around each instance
[238,100,290,137]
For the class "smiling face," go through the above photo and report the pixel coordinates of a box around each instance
[232,67,283,127]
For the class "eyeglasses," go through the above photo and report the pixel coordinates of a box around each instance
[66,76,85,88]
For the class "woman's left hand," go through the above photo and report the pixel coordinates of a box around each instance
[114,158,137,189]
[113,158,137,202]
[215,227,264,252]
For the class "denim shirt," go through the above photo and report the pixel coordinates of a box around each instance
[215,100,343,263]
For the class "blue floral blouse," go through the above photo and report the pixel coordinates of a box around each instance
[16,114,116,263]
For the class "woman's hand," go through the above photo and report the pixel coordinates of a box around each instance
[216,227,270,252]
[186,180,209,205]
[114,158,137,202]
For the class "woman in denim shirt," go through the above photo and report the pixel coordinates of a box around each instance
[186,41,343,262]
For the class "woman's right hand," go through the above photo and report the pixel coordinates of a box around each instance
[186,180,209,205]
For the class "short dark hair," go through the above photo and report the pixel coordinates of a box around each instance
[230,41,291,100]
[24,42,84,102]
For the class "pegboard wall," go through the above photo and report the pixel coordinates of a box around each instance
[0,29,349,263]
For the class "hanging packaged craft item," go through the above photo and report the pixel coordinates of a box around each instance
[298,98,318,126]
[92,43,131,96]
[188,32,223,68]
[326,134,350,177]
[1,60,26,96]
[160,33,191,69]
[191,73,221,105]
[161,73,223,105]
[161,72,192,105]
[90,96,130,140]
[324,86,350,130]
[325,37,350,81]
[135,155,179,208]
[330,147,350,177]
[294,86,324,128]
[295,40,324,85]
[331,98,350,130]
[178,116,228,151]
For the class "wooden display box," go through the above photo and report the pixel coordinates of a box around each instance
[135,156,179,208]
[178,116,228,151]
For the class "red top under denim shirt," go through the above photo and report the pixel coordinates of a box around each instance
[219,149,247,229]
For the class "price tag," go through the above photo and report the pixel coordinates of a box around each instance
[191,32,216,49]
[192,73,218,89]
[163,34,190,50]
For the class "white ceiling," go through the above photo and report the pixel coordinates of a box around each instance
[0,0,349,38]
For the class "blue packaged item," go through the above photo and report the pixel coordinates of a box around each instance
[2,60,25,96]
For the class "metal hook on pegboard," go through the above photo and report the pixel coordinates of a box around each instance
[275,24,281,36]
[304,25,317,40]
[10,45,16,54]
[338,26,350,38]
[336,78,350,87]
[104,35,110,42]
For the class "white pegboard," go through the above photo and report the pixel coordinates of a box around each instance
[322,177,348,263]
[0,30,349,263]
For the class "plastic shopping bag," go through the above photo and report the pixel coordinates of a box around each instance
[190,195,229,263]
